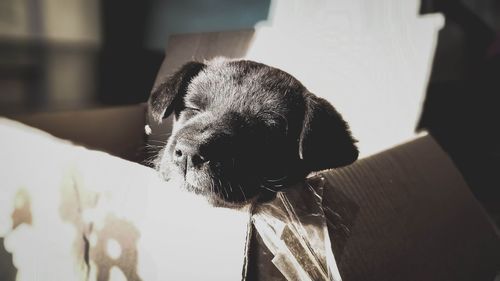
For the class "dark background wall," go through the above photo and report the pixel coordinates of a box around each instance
[419,0,500,224]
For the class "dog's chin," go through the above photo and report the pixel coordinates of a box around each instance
[182,181,256,208]
[160,168,256,208]
[158,159,268,208]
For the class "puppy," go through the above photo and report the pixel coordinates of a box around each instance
[148,58,358,207]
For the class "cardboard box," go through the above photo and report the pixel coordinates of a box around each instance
[2,105,499,280]
[1,26,498,281]
[10,104,149,163]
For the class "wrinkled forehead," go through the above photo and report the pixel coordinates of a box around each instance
[186,61,305,115]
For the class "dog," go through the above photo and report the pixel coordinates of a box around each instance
[148,58,358,207]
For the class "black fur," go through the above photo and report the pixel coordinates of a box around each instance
[148,58,358,206]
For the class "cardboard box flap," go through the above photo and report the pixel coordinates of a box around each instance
[0,118,251,281]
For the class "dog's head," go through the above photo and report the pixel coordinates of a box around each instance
[148,58,358,206]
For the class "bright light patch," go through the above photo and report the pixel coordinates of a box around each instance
[106,239,122,260]
[109,266,127,281]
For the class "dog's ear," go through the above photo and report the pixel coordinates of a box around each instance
[299,93,359,172]
[148,61,206,122]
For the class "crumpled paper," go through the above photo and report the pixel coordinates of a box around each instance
[251,176,342,281]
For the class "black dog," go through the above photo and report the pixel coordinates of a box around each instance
[148,58,358,206]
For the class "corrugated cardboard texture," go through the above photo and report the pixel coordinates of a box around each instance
[320,136,499,280]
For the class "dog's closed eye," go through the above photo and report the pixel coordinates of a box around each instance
[185,106,200,111]
[184,107,201,114]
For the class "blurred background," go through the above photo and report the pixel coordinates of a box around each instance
[0,0,270,113]
[0,0,498,225]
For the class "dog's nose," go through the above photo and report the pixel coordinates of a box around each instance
[173,142,207,168]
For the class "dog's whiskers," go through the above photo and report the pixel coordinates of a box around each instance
[260,185,277,193]
[153,132,173,138]
[218,178,228,198]
[142,153,164,170]
[264,175,288,183]
[209,174,215,195]
[237,183,247,201]
[262,175,288,191]
[148,139,169,144]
